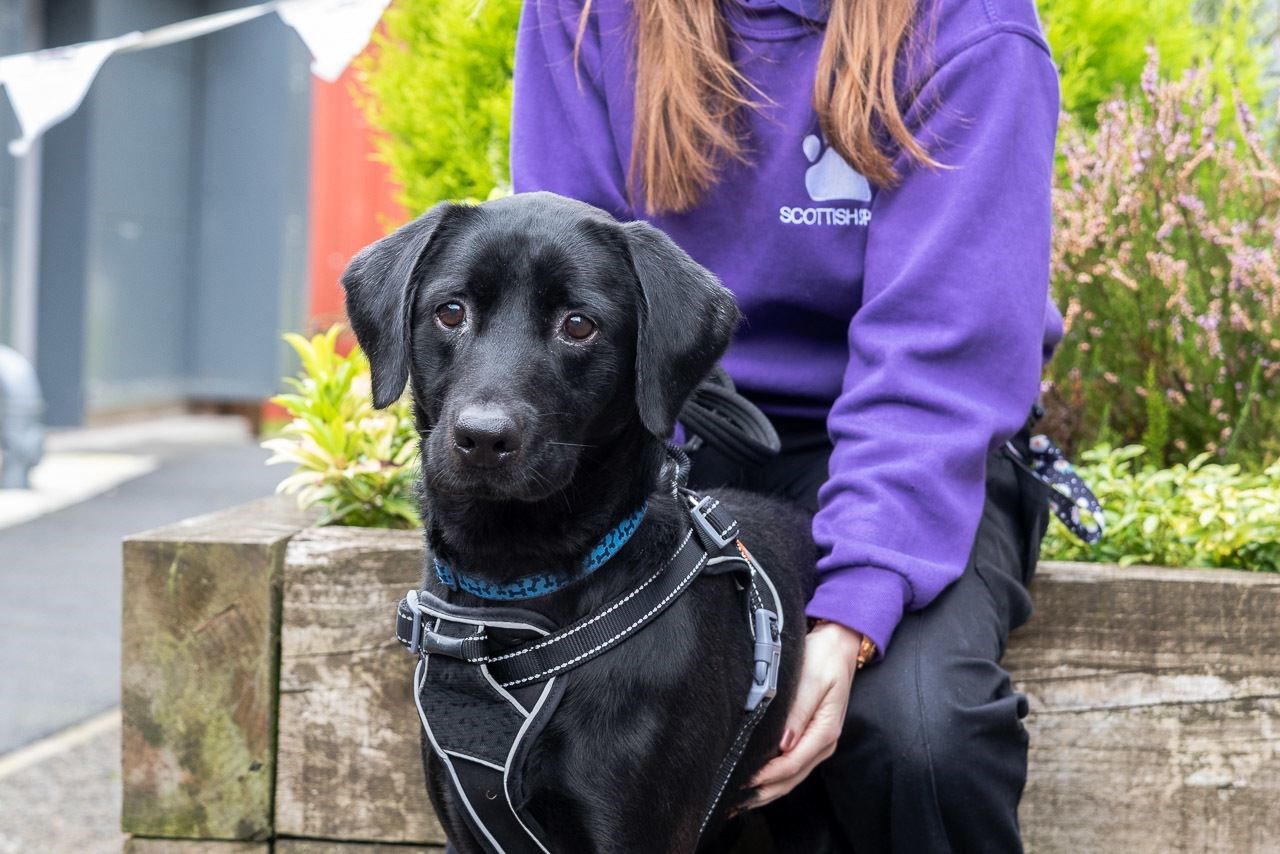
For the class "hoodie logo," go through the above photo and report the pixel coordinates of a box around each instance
[803,134,872,202]
[780,134,873,226]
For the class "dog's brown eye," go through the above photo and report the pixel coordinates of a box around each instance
[436,302,466,329]
[561,314,596,341]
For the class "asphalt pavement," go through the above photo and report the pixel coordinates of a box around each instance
[0,420,284,753]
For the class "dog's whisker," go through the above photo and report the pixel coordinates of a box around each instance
[528,468,560,496]
[526,467,573,512]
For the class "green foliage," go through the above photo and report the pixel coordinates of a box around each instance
[1044,55,1280,465]
[1042,445,1280,571]
[357,0,521,213]
[264,327,422,528]
[1038,0,1271,126]
[1138,362,1169,461]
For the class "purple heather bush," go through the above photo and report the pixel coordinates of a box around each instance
[1044,52,1280,466]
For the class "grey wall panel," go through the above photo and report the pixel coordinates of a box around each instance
[31,0,311,422]
[83,218,192,407]
[89,0,206,39]
[80,0,202,410]
[189,3,309,400]
[83,55,200,221]
[0,0,34,348]
[35,0,93,425]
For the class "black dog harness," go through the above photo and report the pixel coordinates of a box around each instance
[394,483,784,853]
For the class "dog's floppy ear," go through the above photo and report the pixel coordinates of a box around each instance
[623,220,741,438]
[342,202,454,409]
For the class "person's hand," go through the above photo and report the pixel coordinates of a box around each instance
[746,620,864,808]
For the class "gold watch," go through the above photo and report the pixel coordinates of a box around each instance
[855,634,877,670]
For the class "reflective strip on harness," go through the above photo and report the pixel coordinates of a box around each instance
[396,491,785,852]
[485,526,709,688]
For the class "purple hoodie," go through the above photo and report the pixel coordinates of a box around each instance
[510,0,1062,656]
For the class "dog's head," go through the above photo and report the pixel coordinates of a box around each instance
[341,192,739,502]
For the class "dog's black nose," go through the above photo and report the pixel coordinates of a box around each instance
[453,406,522,466]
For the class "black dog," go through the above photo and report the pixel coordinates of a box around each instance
[344,192,815,853]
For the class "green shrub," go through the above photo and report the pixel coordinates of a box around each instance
[1044,54,1280,465]
[1041,444,1280,571]
[357,0,521,213]
[1038,0,1271,127]
[264,327,421,528]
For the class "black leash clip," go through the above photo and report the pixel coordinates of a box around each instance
[746,607,781,711]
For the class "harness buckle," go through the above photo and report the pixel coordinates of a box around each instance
[399,590,482,659]
[404,589,426,656]
[745,607,781,711]
[419,629,476,659]
[689,495,739,551]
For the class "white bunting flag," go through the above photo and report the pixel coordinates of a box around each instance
[277,0,392,83]
[0,0,391,156]
[0,32,143,156]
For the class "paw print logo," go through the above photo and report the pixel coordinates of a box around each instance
[802,134,872,203]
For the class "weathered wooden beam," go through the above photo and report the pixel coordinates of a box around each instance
[275,841,445,853]
[1009,561,1280,853]
[124,839,268,853]
[128,495,1280,852]
[274,526,446,845]
[121,496,319,840]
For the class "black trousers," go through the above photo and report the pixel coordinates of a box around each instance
[688,415,1051,854]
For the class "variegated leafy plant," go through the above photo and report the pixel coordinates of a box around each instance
[264,326,422,528]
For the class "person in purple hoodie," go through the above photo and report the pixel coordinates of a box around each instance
[511,0,1061,849]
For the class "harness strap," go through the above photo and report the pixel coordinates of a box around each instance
[696,541,781,833]
[487,526,723,688]
[395,495,748,690]
[394,490,785,847]
[700,701,769,834]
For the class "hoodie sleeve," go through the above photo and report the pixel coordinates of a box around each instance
[805,30,1060,657]
[510,0,632,220]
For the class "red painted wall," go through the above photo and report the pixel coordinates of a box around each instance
[306,66,405,336]
[263,65,404,426]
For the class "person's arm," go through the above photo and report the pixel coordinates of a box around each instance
[510,0,632,219]
[752,29,1059,806]
[807,29,1059,655]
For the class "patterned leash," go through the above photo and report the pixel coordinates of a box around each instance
[1005,433,1104,544]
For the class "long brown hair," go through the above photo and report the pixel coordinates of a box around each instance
[577,0,938,215]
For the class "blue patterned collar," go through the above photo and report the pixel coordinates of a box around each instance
[433,501,649,601]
